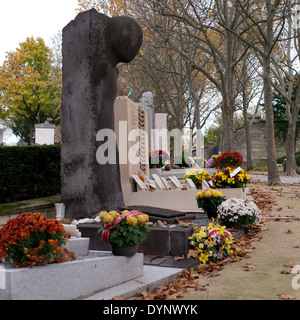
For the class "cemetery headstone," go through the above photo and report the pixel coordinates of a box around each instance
[152,174,167,190]
[35,123,55,145]
[61,9,143,218]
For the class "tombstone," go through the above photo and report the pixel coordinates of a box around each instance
[151,174,167,190]
[61,9,143,219]
[186,178,196,190]
[17,139,27,146]
[161,177,171,190]
[114,97,149,200]
[35,123,55,145]
[132,175,148,191]
[169,176,182,190]
[152,113,168,152]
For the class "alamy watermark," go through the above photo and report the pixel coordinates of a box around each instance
[95,123,204,166]
[292,265,300,290]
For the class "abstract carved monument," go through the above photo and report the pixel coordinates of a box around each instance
[61,9,143,218]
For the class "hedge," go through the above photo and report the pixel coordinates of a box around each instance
[0,145,61,204]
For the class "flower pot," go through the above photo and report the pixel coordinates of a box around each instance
[205,210,218,220]
[110,243,139,257]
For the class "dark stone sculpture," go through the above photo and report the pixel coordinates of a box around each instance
[61,9,143,219]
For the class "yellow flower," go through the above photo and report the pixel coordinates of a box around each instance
[99,211,108,219]
[137,214,149,225]
[103,214,115,224]
[204,190,212,198]
[121,210,130,214]
[126,216,138,226]
[199,253,209,264]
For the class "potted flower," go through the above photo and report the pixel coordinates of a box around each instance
[183,169,211,189]
[212,166,250,190]
[217,198,262,231]
[0,212,72,268]
[98,210,150,256]
[189,221,234,264]
[214,151,244,169]
[195,189,226,219]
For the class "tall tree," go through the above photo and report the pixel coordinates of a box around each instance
[0,37,61,144]
[222,0,286,185]
[270,0,300,175]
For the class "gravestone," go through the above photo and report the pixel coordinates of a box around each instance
[61,9,143,218]
[35,123,55,145]
[114,96,149,202]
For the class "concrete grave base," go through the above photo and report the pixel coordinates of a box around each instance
[0,251,143,300]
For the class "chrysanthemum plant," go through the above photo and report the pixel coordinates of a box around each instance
[0,213,71,268]
[98,210,150,247]
[183,169,211,188]
[217,198,262,228]
[195,189,226,219]
[189,222,235,264]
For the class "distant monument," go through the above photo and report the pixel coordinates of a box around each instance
[61,9,143,218]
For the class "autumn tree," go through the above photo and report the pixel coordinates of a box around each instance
[268,0,300,175]
[0,37,61,144]
[77,0,216,133]
[220,0,287,185]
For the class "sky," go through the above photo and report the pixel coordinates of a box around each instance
[0,0,80,144]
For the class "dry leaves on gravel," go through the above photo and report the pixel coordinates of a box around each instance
[134,269,204,300]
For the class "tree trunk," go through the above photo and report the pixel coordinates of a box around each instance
[285,99,300,175]
[29,119,34,145]
[221,98,234,152]
[244,118,253,170]
[262,55,282,185]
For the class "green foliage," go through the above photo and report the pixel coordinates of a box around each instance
[277,151,300,167]
[0,145,61,203]
[0,37,62,143]
[98,219,150,247]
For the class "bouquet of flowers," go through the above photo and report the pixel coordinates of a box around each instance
[149,150,170,168]
[212,166,250,189]
[214,151,244,169]
[183,169,211,188]
[0,212,71,268]
[189,222,234,264]
[98,210,150,248]
[217,198,262,228]
[195,189,226,219]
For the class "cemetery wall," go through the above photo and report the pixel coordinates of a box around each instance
[234,119,300,166]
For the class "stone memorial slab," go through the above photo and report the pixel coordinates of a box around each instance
[132,175,148,191]
[61,9,143,218]
[202,180,210,190]
[161,177,171,190]
[186,178,196,190]
[152,174,167,190]
[169,176,182,190]
[172,176,183,188]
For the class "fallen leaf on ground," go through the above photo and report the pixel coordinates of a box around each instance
[174,255,185,261]
[284,263,296,268]
[243,263,255,271]
[113,296,125,300]
[278,293,296,300]
[285,229,293,234]
[150,254,165,259]
[281,270,291,274]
